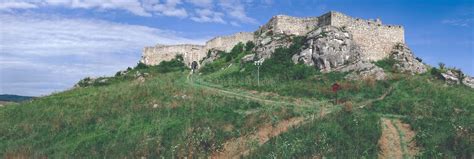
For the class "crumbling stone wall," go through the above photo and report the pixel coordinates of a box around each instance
[142,11,406,67]
[140,44,205,67]
[205,32,254,52]
[255,11,405,61]
[256,15,320,36]
[141,32,253,67]
[329,11,405,61]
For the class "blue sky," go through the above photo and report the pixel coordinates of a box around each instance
[0,0,473,96]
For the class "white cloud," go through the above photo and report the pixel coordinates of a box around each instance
[218,0,257,24]
[191,8,225,23]
[0,13,206,96]
[441,18,474,27]
[187,0,213,7]
[0,1,37,11]
[0,0,260,25]
[0,0,151,16]
[143,0,188,18]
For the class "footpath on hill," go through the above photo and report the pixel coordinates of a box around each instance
[186,73,414,158]
[378,118,419,159]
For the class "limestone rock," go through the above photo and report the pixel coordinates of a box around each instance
[441,70,460,84]
[292,26,385,80]
[74,77,109,87]
[200,49,222,66]
[390,43,427,74]
[254,32,294,59]
[240,54,256,63]
[463,76,474,88]
[440,69,474,88]
[338,61,386,80]
[292,26,361,72]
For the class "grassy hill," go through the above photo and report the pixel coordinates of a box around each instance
[1,42,473,158]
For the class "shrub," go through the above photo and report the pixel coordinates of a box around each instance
[245,41,255,51]
[374,58,397,71]
[135,62,149,69]
[343,101,353,112]
[438,62,446,70]
[430,67,443,79]
[156,55,187,73]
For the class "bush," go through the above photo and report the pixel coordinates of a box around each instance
[430,67,443,79]
[156,55,187,73]
[260,36,315,80]
[135,62,149,69]
[374,58,397,71]
[245,41,255,51]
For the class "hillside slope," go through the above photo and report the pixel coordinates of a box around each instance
[1,43,473,158]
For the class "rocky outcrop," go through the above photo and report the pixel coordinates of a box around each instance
[254,31,294,59]
[463,76,474,88]
[292,26,386,80]
[200,49,222,66]
[74,77,108,88]
[292,26,361,72]
[339,61,386,80]
[390,43,427,74]
[441,69,474,88]
[240,54,256,63]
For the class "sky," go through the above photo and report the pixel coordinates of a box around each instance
[0,0,473,96]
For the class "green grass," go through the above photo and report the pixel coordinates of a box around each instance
[1,40,473,158]
[246,110,382,158]
[0,71,299,158]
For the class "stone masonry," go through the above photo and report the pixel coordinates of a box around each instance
[141,11,405,67]
[255,11,404,61]
[141,32,253,67]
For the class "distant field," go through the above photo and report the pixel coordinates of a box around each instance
[0,94,35,102]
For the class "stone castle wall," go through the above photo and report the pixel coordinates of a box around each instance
[141,11,406,67]
[255,11,405,61]
[256,15,320,36]
[141,32,253,67]
[329,12,405,61]
[141,44,205,67]
[205,32,254,52]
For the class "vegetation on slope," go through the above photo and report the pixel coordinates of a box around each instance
[1,38,472,158]
[199,39,473,158]
[1,59,299,158]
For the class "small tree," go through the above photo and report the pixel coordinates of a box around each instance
[245,41,255,51]
[438,62,446,71]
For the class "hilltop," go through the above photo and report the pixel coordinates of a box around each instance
[1,11,473,158]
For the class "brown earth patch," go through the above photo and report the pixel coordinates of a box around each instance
[211,117,304,159]
[378,118,419,159]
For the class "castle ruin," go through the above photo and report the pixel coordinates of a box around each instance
[141,32,253,67]
[141,11,405,67]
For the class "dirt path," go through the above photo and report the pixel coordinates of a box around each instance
[378,118,419,159]
[211,117,305,159]
[187,74,324,109]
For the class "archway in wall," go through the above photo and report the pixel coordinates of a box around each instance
[191,61,198,72]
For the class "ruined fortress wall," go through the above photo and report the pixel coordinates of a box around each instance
[141,11,406,67]
[141,44,205,67]
[329,12,405,61]
[141,32,254,67]
[205,32,254,52]
[257,15,320,36]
